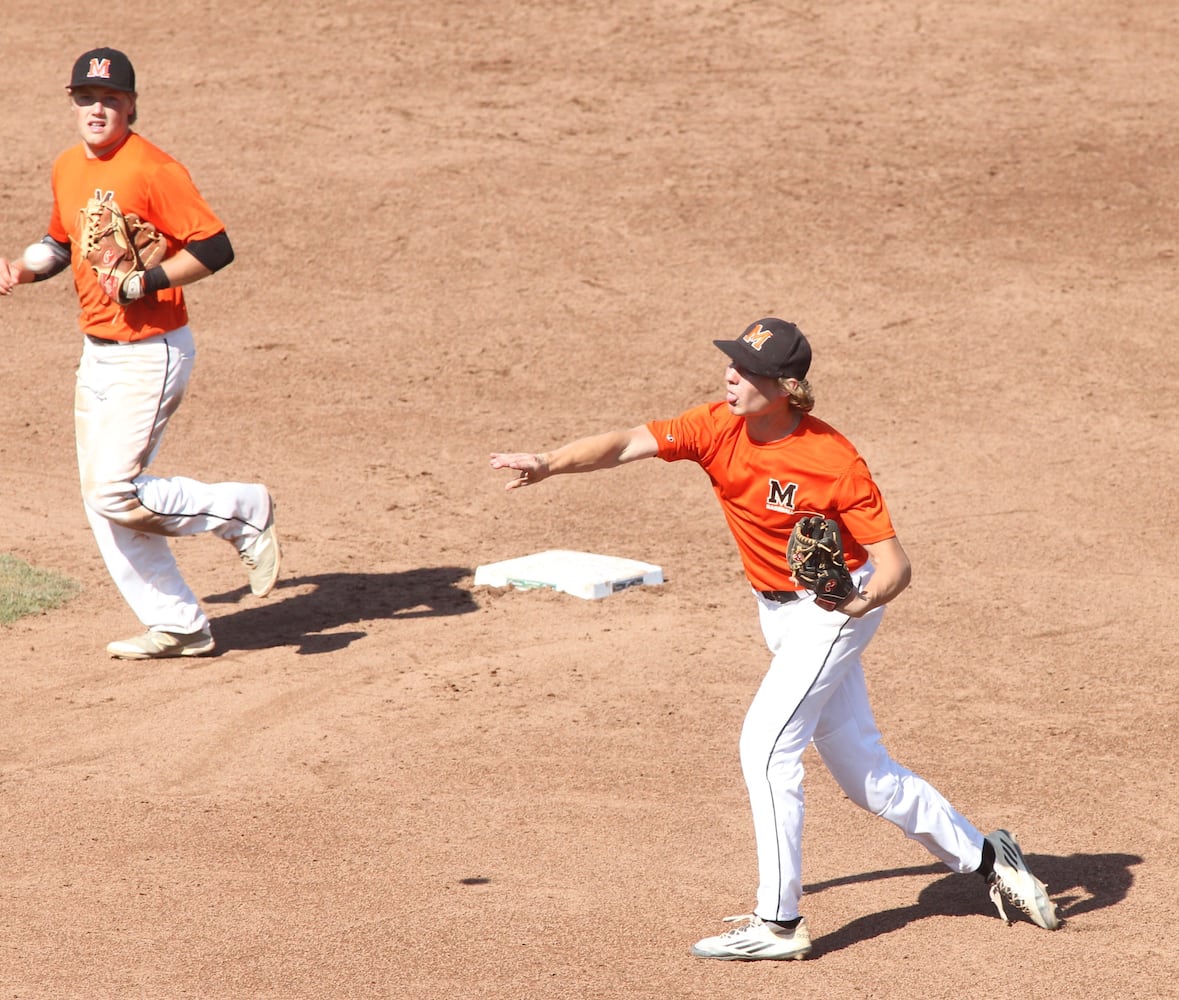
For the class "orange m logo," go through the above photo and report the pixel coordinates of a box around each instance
[742,324,773,351]
[88,58,112,80]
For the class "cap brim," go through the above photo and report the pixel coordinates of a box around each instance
[713,339,779,378]
[67,82,136,93]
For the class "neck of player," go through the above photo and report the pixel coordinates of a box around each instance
[745,407,801,443]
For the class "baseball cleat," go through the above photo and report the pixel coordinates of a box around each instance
[691,914,812,961]
[240,493,281,597]
[984,829,1061,930]
[107,628,215,660]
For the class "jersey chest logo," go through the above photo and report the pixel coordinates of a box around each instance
[766,479,799,513]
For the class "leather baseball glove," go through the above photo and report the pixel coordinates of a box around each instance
[77,194,167,304]
[786,514,858,611]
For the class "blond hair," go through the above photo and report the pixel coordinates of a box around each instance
[781,376,815,413]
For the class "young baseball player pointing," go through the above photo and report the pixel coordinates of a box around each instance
[491,317,1059,959]
[0,48,280,658]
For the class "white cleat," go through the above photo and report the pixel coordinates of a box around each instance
[240,493,281,597]
[985,829,1061,930]
[106,628,215,660]
[691,914,812,961]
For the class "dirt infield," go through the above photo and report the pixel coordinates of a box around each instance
[2,2,1177,997]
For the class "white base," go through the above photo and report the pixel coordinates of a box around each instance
[473,549,664,600]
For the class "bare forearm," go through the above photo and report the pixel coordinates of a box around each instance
[841,536,912,617]
[539,430,642,475]
[158,248,213,288]
[490,425,658,491]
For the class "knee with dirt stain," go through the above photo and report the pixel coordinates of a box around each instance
[82,480,168,533]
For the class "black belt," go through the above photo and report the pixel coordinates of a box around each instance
[85,334,122,345]
[758,590,801,603]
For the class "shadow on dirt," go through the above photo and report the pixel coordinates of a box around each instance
[805,850,1142,956]
[199,566,477,654]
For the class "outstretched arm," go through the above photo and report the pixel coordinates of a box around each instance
[490,425,660,491]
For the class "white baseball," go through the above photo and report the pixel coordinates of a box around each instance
[22,242,58,275]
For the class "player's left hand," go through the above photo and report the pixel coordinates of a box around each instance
[77,194,166,305]
[786,514,861,611]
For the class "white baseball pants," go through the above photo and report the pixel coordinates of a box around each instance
[75,326,270,634]
[741,565,984,922]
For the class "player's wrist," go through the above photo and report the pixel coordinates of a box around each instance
[838,592,868,616]
[143,265,170,294]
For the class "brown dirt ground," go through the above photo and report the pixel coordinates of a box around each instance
[2,2,1177,997]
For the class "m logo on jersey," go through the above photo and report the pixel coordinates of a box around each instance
[766,479,798,513]
[87,58,113,81]
[743,324,774,352]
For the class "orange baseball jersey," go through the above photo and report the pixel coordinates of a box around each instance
[647,402,896,592]
[48,133,226,341]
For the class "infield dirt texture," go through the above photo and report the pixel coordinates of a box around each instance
[2,3,1176,997]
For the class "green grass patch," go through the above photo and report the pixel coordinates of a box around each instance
[0,553,82,625]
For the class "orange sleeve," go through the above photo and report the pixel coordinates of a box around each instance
[47,154,72,244]
[144,159,225,243]
[648,404,713,463]
[832,456,895,549]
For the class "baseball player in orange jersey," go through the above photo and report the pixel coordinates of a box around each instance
[491,318,1060,959]
[0,47,280,659]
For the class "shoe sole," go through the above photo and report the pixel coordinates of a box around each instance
[248,527,281,597]
[247,496,281,598]
[690,949,809,961]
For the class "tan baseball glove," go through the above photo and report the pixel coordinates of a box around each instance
[77,194,167,304]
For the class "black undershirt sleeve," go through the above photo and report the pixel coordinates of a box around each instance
[31,237,72,283]
[185,230,235,273]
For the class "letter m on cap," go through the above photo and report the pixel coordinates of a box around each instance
[743,323,772,351]
[88,58,112,80]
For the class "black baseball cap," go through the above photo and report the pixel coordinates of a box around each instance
[68,47,136,93]
[714,318,812,379]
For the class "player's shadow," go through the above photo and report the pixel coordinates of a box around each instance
[805,850,1141,956]
[200,567,476,654]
